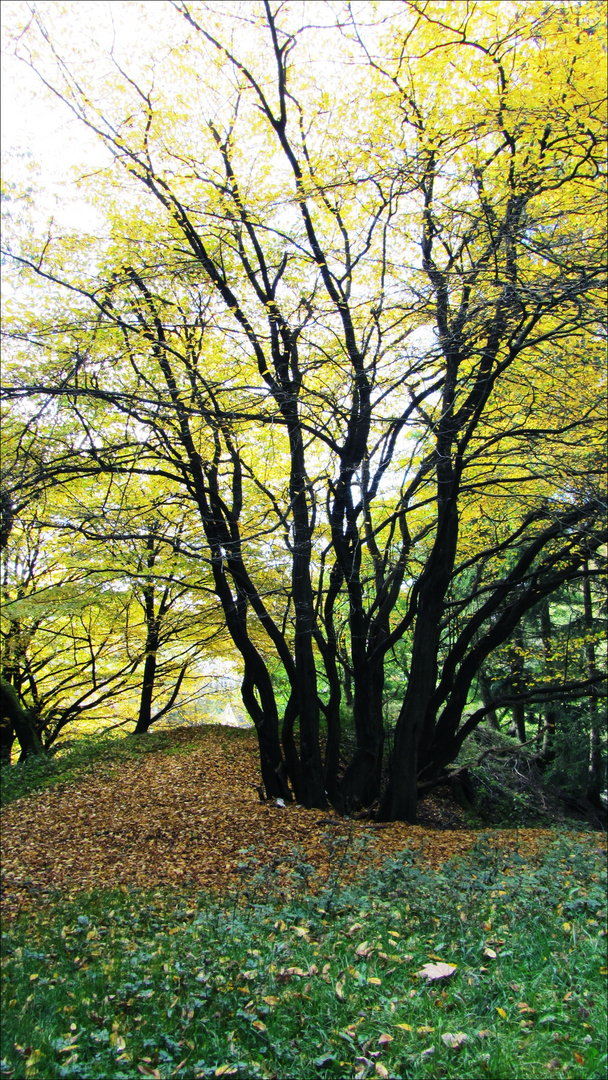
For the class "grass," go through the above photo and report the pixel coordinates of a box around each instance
[1,832,606,1080]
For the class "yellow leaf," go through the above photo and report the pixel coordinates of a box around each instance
[378,1033,393,1046]
[367,976,382,985]
[356,941,372,957]
[252,1020,266,1032]
[496,1007,507,1019]
[29,973,39,982]
[214,1067,238,1078]
[375,1064,389,1078]
[335,980,346,1002]
[417,1025,434,1035]
[483,948,497,959]
[562,922,572,933]
[396,1023,412,1032]
[262,995,279,1007]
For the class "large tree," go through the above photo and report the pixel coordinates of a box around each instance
[2,0,606,818]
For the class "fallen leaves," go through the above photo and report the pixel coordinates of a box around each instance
[1,726,602,927]
[355,940,373,957]
[416,962,457,981]
[441,1032,468,1048]
[0,728,483,917]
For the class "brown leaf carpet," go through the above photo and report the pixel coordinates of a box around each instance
[2,727,596,920]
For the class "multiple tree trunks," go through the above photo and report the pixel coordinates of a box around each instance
[1,3,606,817]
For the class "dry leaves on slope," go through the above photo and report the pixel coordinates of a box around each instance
[0,726,571,919]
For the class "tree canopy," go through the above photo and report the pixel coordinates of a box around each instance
[1,0,606,820]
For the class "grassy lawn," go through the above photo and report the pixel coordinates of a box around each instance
[1,828,605,1080]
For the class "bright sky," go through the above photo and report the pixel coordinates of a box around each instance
[1,2,150,229]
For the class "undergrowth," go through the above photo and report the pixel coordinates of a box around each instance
[1,832,606,1080]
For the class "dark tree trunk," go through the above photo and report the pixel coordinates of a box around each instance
[134,635,159,733]
[508,623,526,743]
[0,719,15,764]
[0,678,43,760]
[379,492,459,822]
[583,563,603,807]
[133,535,164,735]
[342,663,353,709]
[539,599,556,761]
[339,656,385,810]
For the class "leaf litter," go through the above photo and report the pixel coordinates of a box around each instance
[0,726,599,919]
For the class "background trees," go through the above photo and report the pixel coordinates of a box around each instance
[1,0,606,819]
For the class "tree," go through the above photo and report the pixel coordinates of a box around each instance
[2,0,606,818]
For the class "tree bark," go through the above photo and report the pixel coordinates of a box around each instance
[539,599,556,762]
[583,562,603,807]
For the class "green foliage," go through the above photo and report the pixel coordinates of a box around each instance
[1,834,605,1079]
[543,702,606,798]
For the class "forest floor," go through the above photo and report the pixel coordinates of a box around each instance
[0,725,583,921]
[1,726,606,1080]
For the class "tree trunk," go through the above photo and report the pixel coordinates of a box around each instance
[134,638,159,733]
[479,671,500,730]
[0,719,15,764]
[0,678,44,760]
[339,655,385,811]
[379,519,458,820]
[539,599,556,761]
[508,623,526,743]
[583,563,603,807]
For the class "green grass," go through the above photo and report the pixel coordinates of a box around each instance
[1,833,606,1080]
